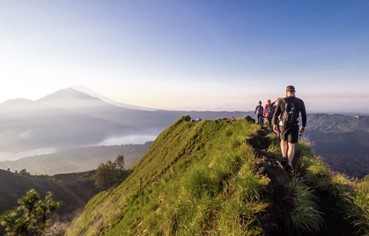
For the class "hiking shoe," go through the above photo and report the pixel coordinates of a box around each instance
[285,165,293,172]
[281,157,288,165]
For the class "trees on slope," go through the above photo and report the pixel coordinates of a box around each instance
[94,155,128,190]
[0,189,61,236]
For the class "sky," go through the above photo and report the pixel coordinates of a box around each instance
[0,0,368,113]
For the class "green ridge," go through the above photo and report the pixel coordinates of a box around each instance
[67,117,369,235]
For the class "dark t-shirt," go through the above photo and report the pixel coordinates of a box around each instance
[273,96,307,127]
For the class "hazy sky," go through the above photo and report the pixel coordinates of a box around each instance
[0,1,368,112]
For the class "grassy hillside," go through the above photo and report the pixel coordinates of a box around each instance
[67,117,369,235]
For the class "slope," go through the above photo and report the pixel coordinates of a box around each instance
[67,117,369,235]
[0,170,99,220]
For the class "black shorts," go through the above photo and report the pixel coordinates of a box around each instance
[280,124,299,143]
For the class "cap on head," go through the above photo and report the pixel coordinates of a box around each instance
[286,85,296,92]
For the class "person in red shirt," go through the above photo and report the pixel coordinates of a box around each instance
[263,99,273,130]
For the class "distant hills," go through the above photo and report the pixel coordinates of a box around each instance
[0,87,247,157]
[0,88,367,177]
[0,169,98,223]
[306,114,369,178]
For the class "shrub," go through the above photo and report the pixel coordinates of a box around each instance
[0,189,61,236]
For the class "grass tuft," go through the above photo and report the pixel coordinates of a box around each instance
[289,177,324,234]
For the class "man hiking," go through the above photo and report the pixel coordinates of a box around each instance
[273,85,306,170]
[255,101,264,126]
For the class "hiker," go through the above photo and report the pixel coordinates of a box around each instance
[273,86,306,170]
[255,101,264,126]
[272,98,282,138]
[263,99,274,130]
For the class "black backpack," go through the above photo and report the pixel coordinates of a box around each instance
[281,99,298,127]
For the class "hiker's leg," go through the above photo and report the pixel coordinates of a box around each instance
[258,115,263,126]
[280,139,288,158]
[287,143,296,166]
[287,125,299,167]
[268,118,272,129]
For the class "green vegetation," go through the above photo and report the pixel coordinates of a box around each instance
[353,175,369,234]
[356,175,369,193]
[296,140,369,235]
[94,155,129,190]
[0,189,61,236]
[67,117,369,235]
[0,168,99,225]
[68,117,265,235]
[289,177,323,234]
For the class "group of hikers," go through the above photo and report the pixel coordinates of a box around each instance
[254,85,307,171]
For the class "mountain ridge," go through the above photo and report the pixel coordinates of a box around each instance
[67,117,369,235]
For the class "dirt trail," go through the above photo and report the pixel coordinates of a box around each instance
[247,128,294,235]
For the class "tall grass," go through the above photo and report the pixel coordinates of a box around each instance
[185,166,221,199]
[296,140,369,235]
[95,118,271,235]
[289,177,323,235]
[216,163,269,235]
[351,191,369,234]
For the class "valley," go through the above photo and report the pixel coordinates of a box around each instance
[0,143,151,175]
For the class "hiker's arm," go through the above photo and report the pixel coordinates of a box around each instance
[272,105,281,126]
[300,100,307,128]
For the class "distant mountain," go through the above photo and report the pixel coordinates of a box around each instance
[72,85,154,110]
[1,98,33,107]
[37,87,119,112]
[0,88,248,155]
[0,91,130,154]
[0,143,152,175]
[308,113,369,132]
[306,114,369,177]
